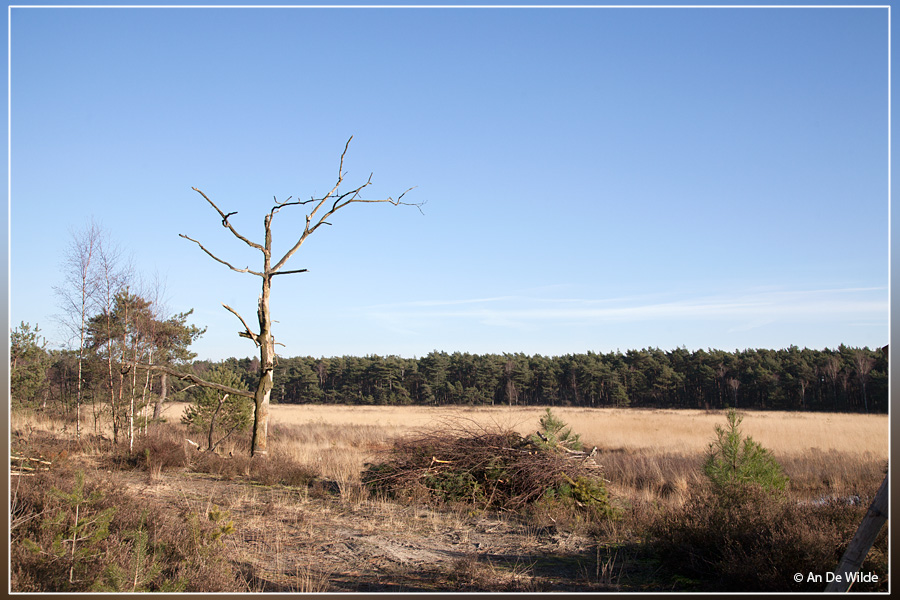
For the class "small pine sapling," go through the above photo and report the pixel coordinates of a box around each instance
[181,367,252,454]
[22,471,117,586]
[530,408,583,452]
[703,409,788,493]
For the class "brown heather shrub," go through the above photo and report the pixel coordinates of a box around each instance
[10,466,244,592]
[648,484,888,592]
[98,425,192,473]
[192,450,252,480]
[248,454,319,487]
[11,425,80,467]
[191,449,319,488]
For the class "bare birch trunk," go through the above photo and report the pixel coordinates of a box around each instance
[129,339,139,454]
[140,349,152,436]
[56,222,100,441]
[116,298,129,445]
[129,370,136,453]
[106,336,116,440]
[75,333,83,440]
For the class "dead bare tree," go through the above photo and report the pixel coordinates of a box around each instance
[180,137,419,457]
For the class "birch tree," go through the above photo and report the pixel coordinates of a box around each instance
[54,222,101,440]
[181,137,419,457]
[93,237,129,443]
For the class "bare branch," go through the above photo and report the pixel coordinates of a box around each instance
[133,364,254,399]
[270,268,308,277]
[270,195,320,216]
[191,187,267,254]
[179,234,265,277]
[396,187,425,213]
[222,304,260,346]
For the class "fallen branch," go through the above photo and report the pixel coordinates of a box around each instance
[130,364,254,399]
[11,455,52,465]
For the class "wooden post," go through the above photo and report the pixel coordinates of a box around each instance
[824,473,888,592]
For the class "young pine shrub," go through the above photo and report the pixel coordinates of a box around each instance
[18,471,116,590]
[642,411,884,592]
[182,367,252,454]
[91,511,185,592]
[703,409,788,494]
[529,408,583,452]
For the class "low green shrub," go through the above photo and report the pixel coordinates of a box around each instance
[19,471,116,589]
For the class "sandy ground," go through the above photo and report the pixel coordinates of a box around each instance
[115,466,616,592]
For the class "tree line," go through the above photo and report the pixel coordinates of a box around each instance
[15,313,887,437]
[203,344,887,413]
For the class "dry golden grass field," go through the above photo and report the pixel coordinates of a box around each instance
[10,404,889,592]
[163,401,889,456]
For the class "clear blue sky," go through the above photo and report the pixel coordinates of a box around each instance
[8,4,891,362]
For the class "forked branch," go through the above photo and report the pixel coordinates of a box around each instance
[132,364,254,399]
[222,304,260,346]
[191,187,267,254]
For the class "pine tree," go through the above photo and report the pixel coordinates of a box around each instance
[182,367,252,453]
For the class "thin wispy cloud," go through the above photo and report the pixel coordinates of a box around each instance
[363,287,887,327]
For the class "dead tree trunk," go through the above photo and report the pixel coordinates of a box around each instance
[824,473,888,592]
[250,271,275,456]
[152,370,167,420]
[180,137,419,457]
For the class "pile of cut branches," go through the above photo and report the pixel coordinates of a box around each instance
[362,414,612,516]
